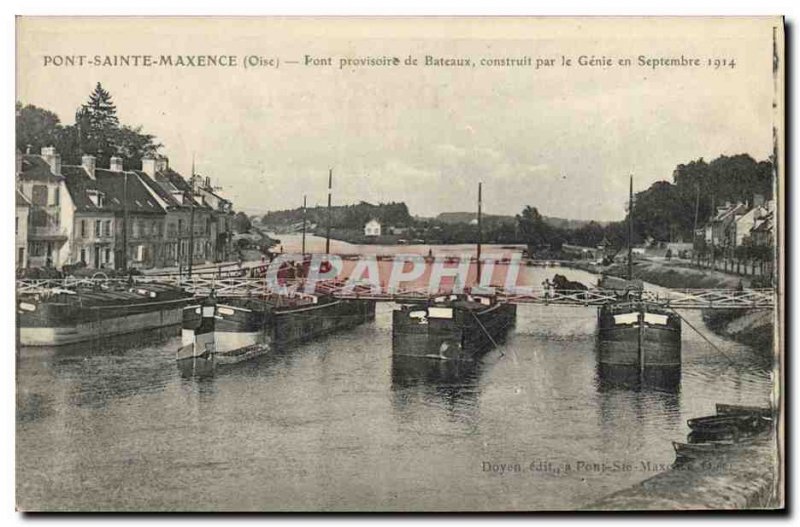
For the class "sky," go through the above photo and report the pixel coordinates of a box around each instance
[16,17,779,221]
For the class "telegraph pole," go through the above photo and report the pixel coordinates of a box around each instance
[121,171,129,271]
[187,154,196,277]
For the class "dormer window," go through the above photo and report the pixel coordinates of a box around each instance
[171,191,184,205]
[87,190,105,207]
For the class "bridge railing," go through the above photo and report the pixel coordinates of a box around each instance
[15,277,775,309]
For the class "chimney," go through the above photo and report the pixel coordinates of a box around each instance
[109,156,124,172]
[41,146,61,175]
[82,155,96,179]
[141,157,157,177]
[155,157,169,173]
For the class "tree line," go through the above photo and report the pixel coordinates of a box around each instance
[17,82,162,170]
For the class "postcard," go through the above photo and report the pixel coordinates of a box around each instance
[15,16,784,511]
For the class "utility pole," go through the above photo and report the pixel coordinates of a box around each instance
[325,168,332,255]
[121,171,129,271]
[187,154,196,277]
[476,182,483,286]
[301,194,307,255]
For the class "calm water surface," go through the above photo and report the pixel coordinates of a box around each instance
[16,262,773,511]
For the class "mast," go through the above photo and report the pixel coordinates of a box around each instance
[627,174,633,281]
[301,194,307,255]
[325,168,332,255]
[187,154,196,277]
[693,182,701,266]
[476,182,483,285]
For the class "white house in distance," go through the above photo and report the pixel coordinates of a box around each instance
[364,218,381,237]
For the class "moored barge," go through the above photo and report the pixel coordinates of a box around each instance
[595,176,682,371]
[596,276,682,369]
[392,294,516,361]
[17,282,190,346]
[177,292,376,367]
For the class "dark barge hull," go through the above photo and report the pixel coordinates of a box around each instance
[273,299,376,346]
[392,302,516,361]
[179,297,376,366]
[18,285,189,346]
[597,304,681,368]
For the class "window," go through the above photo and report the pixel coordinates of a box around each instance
[31,185,48,206]
[105,248,111,263]
[80,248,86,263]
[81,220,86,238]
[17,248,24,266]
[104,220,111,237]
[15,216,18,235]
[30,242,45,257]
[53,187,60,206]
[95,220,101,237]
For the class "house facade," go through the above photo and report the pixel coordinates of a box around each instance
[139,157,216,268]
[17,148,72,268]
[16,148,239,272]
[697,197,776,255]
[62,154,167,270]
[15,189,30,269]
[364,218,381,237]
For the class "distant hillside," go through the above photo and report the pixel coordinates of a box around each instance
[261,201,412,230]
[435,212,605,229]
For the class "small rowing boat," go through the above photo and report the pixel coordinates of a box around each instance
[715,403,773,417]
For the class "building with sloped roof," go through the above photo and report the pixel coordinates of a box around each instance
[139,157,221,267]
[62,154,167,269]
[16,189,31,269]
[17,148,71,268]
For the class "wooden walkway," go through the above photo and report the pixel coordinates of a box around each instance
[16,276,775,310]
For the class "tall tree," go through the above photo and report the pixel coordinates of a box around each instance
[113,125,163,170]
[15,102,62,154]
[77,83,119,163]
[84,82,119,129]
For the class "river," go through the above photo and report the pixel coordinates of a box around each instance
[16,238,773,511]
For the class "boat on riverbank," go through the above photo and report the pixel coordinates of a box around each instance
[17,282,190,346]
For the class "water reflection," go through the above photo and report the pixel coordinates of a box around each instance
[17,329,182,420]
[20,325,181,359]
[596,363,682,394]
[390,355,484,422]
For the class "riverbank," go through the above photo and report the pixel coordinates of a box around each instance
[564,259,774,353]
[585,433,780,510]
